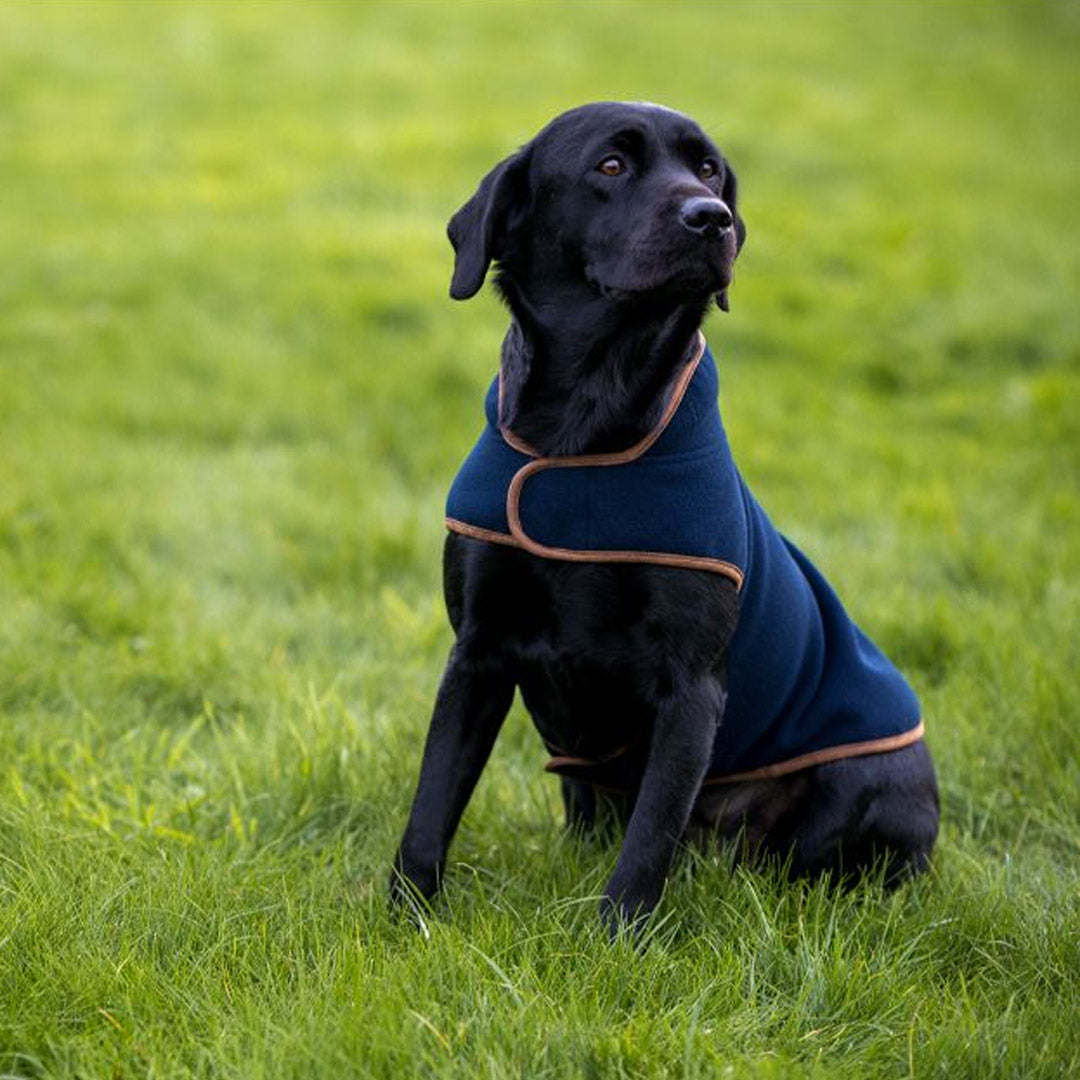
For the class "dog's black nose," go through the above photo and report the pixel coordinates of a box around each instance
[680,197,734,237]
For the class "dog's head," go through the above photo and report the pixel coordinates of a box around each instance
[447,102,746,313]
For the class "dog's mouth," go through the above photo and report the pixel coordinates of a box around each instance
[587,254,733,305]
[585,223,736,304]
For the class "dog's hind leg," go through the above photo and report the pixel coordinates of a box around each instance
[786,740,940,887]
[560,779,636,841]
[690,740,940,887]
[561,777,597,833]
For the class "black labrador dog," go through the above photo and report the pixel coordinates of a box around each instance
[391,103,939,931]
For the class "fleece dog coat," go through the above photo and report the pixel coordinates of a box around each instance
[445,333,924,784]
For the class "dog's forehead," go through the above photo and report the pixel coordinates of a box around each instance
[531,102,714,161]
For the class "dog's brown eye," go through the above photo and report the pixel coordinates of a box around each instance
[598,156,625,177]
[700,160,718,180]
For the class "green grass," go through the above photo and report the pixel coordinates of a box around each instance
[1,1,1077,1076]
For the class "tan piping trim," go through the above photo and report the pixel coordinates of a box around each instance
[446,517,742,581]
[496,332,744,586]
[701,721,926,785]
[445,518,519,548]
[506,531,744,582]
[543,741,635,774]
[544,755,588,773]
[542,722,926,788]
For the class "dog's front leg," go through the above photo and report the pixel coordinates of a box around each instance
[390,644,514,909]
[600,676,721,934]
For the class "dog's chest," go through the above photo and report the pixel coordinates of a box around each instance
[452,547,734,757]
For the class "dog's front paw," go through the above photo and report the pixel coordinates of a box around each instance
[388,854,440,930]
[599,873,662,941]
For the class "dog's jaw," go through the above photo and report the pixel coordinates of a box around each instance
[584,261,732,308]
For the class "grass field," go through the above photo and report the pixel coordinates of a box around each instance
[1,2,1078,1076]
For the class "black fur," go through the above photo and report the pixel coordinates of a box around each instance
[391,103,939,933]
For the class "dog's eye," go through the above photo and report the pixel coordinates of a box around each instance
[597,156,625,177]
[699,160,719,180]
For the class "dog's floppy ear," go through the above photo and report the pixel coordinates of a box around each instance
[447,148,531,300]
[716,161,747,313]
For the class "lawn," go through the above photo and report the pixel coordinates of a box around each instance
[0,1,1077,1077]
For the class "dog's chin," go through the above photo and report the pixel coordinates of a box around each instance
[587,259,732,307]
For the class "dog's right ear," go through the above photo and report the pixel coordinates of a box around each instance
[447,148,531,301]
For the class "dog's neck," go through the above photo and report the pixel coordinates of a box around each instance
[495,277,708,456]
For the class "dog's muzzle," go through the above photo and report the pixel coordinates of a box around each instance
[679,197,734,239]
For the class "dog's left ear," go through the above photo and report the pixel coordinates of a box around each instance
[716,162,747,313]
[447,148,532,301]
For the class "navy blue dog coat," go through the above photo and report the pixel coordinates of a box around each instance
[446,333,924,784]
